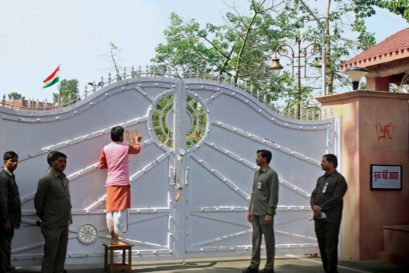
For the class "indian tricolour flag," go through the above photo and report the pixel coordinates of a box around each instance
[42,66,60,88]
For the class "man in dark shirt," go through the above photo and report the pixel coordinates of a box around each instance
[310,154,347,273]
[35,151,72,273]
[0,151,21,273]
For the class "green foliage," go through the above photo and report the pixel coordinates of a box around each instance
[152,95,174,147]
[293,0,377,94]
[7,92,24,100]
[53,79,79,104]
[151,95,206,147]
[151,0,402,111]
[353,0,409,22]
[151,2,301,112]
[186,96,207,147]
[109,42,122,76]
[379,0,409,22]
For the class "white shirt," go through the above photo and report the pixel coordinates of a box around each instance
[3,166,13,176]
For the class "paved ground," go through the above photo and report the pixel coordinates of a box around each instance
[18,256,409,273]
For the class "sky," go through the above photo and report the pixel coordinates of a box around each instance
[0,0,408,101]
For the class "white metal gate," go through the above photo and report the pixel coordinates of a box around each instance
[0,77,339,265]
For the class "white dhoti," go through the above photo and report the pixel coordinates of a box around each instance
[106,210,128,234]
[106,185,130,235]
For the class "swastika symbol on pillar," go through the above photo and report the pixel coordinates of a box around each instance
[376,122,393,140]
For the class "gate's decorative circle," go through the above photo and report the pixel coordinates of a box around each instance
[186,95,208,148]
[151,94,174,148]
[78,224,98,245]
[151,94,207,148]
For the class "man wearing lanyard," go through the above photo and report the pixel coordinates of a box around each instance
[35,151,72,273]
[310,154,348,273]
[243,149,279,273]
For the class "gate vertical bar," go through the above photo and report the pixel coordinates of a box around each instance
[172,79,188,258]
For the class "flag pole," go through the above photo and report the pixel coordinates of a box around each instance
[58,64,61,107]
[42,65,61,109]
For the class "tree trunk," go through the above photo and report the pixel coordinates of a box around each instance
[234,11,258,86]
[325,0,333,94]
[219,38,238,77]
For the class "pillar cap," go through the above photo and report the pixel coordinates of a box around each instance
[316,90,409,105]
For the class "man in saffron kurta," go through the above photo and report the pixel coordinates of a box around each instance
[98,126,141,244]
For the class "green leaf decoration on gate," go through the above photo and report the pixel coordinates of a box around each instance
[152,95,207,148]
[186,96,207,148]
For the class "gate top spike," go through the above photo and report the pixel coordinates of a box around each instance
[99,76,104,87]
[92,81,97,92]
[108,73,112,84]
[131,66,136,78]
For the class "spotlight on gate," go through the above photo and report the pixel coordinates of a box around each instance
[345,67,368,91]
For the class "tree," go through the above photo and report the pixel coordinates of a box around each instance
[109,42,122,77]
[53,79,79,105]
[7,92,25,100]
[379,0,409,22]
[151,0,391,110]
[151,1,302,111]
[353,0,409,23]
[289,0,377,95]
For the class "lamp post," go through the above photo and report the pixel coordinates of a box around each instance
[297,0,327,97]
[271,35,320,119]
[269,0,326,119]
[345,67,368,90]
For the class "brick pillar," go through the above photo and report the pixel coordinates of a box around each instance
[316,91,409,260]
[366,76,390,92]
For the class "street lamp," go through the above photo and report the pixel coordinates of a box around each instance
[271,56,283,71]
[345,67,368,90]
[297,0,327,97]
[270,54,283,76]
[271,36,320,119]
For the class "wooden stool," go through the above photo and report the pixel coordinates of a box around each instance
[103,243,133,273]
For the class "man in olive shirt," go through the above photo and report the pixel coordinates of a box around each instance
[244,150,279,273]
[35,151,72,273]
[310,154,347,273]
[0,151,21,273]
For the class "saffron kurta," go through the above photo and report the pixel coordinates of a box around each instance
[99,141,141,211]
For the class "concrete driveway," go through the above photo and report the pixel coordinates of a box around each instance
[18,256,409,273]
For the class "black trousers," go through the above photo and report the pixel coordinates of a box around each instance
[315,220,340,273]
[0,224,14,273]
